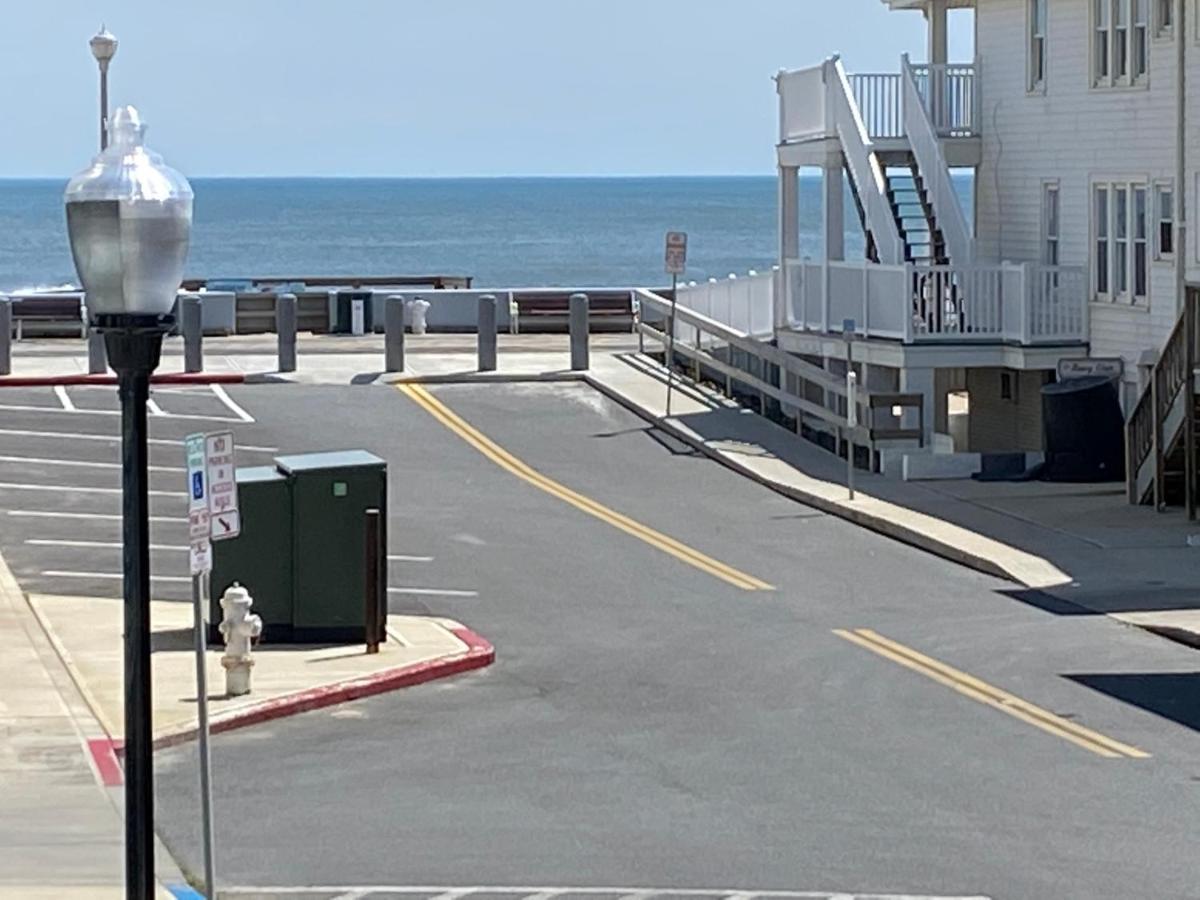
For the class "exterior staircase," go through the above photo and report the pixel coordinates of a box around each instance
[884,157,948,265]
[1126,287,1200,516]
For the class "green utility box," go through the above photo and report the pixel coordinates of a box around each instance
[275,451,387,641]
[210,450,388,644]
[209,466,292,643]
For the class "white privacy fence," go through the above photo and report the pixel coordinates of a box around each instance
[672,270,776,340]
[785,259,1088,345]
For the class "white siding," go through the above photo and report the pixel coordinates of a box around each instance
[975,0,1197,391]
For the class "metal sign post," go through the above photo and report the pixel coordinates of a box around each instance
[843,319,857,501]
[184,433,217,899]
[184,429,242,900]
[664,231,687,417]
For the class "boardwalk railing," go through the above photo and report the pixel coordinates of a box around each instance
[784,259,1087,345]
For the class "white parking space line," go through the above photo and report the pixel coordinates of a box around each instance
[0,428,278,453]
[53,386,75,412]
[0,403,243,424]
[7,510,180,524]
[211,384,255,423]
[388,554,433,562]
[41,570,191,584]
[27,539,187,552]
[147,399,166,417]
[387,587,478,598]
[0,481,183,497]
[0,454,183,473]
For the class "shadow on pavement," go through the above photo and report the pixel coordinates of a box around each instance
[1065,672,1200,732]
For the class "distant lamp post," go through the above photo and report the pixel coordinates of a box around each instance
[64,105,192,900]
[89,26,118,150]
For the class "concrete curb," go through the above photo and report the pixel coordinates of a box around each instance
[581,372,1068,590]
[387,371,584,385]
[83,622,495,780]
[0,372,245,387]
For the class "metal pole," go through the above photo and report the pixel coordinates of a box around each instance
[384,294,405,373]
[569,292,589,371]
[478,294,497,372]
[847,348,856,501]
[0,299,10,376]
[276,293,297,373]
[181,294,203,374]
[99,61,109,151]
[364,509,381,653]
[666,273,678,416]
[105,325,164,900]
[191,571,216,898]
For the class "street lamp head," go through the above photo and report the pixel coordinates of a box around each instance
[89,26,118,65]
[64,105,193,323]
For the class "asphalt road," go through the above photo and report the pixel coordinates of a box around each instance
[61,381,1200,898]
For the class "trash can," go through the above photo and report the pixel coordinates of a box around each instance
[334,290,374,335]
[209,466,294,643]
[275,450,388,641]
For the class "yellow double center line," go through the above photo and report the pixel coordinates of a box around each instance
[835,628,1149,759]
[398,383,772,591]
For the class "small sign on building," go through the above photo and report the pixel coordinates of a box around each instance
[665,231,688,275]
[1057,358,1124,381]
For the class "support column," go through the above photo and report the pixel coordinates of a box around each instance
[778,165,800,328]
[927,0,949,64]
[823,156,845,262]
[901,366,937,447]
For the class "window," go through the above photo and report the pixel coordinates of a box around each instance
[1156,0,1173,34]
[1030,0,1048,89]
[1155,182,1174,257]
[1043,184,1060,264]
[1094,0,1150,85]
[1094,181,1149,303]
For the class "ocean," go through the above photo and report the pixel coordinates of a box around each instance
[0,176,967,292]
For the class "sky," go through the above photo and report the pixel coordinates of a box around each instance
[2,0,974,178]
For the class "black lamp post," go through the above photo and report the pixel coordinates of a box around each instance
[64,105,193,900]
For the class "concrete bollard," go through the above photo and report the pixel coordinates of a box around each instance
[0,298,10,376]
[276,292,297,373]
[569,292,589,371]
[181,293,203,373]
[86,328,107,374]
[409,297,430,335]
[478,294,498,372]
[385,294,406,373]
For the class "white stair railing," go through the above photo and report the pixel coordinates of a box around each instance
[900,54,974,267]
[828,58,904,265]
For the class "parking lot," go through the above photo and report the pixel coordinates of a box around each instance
[0,382,478,607]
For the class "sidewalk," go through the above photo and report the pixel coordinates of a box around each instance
[30,593,493,750]
[0,551,183,898]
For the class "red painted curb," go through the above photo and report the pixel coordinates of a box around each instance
[143,623,494,757]
[86,737,123,787]
[0,372,245,387]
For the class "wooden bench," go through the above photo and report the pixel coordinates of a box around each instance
[10,295,85,339]
[511,291,634,334]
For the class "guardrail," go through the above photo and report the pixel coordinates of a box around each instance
[634,288,924,464]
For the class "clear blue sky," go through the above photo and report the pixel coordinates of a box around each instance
[5,0,974,178]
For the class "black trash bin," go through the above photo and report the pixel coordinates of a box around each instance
[334,290,374,334]
[1041,375,1125,482]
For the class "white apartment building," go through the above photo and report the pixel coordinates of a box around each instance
[677,0,1196,502]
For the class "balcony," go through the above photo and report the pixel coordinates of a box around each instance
[778,58,979,145]
[783,259,1088,346]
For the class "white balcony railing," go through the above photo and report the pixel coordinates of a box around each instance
[672,270,777,341]
[784,259,1088,346]
[780,58,979,144]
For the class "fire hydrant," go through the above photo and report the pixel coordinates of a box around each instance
[219,583,262,696]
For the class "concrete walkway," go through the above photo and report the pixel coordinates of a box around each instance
[0,552,182,898]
